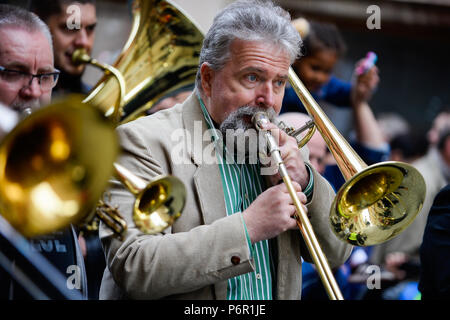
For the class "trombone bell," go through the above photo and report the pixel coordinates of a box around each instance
[113,163,186,235]
[134,176,186,234]
[287,67,426,247]
[331,162,425,246]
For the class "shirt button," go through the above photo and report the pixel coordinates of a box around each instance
[256,273,262,280]
[231,256,241,265]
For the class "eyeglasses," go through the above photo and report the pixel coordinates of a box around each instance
[0,66,60,91]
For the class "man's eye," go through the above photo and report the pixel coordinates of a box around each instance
[0,70,23,82]
[59,23,72,31]
[60,26,77,33]
[274,79,285,87]
[86,24,97,33]
[40,74,54,85]
[247,74,257,82]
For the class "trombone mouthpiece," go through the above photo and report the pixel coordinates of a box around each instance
[72,48,91,65]
[252,112,270,130]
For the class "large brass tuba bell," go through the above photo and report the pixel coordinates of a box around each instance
[0,96,118,238]
[74,0,204,124]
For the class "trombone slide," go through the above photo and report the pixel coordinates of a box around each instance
[253,112,344,300]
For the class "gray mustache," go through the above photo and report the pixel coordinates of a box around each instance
[219,106,277,135]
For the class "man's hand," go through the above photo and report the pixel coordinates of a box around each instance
[243,182,307,243]
[260,122,310,189]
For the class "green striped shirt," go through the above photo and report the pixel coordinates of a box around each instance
[220,162,272,300]
[198,96,314,300]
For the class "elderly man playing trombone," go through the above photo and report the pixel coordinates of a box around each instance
[99,0,352,300]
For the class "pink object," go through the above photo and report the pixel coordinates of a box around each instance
[356,51,377,75]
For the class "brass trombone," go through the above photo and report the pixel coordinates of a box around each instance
[255,69,426,300]
[287,68,426,247]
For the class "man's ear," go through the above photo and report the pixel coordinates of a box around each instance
[200,63,214,97]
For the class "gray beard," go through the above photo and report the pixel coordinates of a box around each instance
[10,99,40,116]
[219,106,277,163]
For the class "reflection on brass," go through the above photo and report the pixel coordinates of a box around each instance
[0,98,187,240]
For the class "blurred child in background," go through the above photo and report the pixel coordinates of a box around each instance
[282,18,378,115]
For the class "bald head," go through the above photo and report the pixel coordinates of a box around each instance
[277,112,328,174]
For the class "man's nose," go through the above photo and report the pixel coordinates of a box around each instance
[20,77,42,99]
[255,82,275,108]
[74,29,89,48]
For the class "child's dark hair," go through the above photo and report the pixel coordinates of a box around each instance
[29,0,96,23]
[294,18,347,58]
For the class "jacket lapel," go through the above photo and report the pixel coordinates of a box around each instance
[182,92,227,225]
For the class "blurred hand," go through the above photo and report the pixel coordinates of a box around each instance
[0,103,19,140]
[351,59,379,107]
[243,182,307,243]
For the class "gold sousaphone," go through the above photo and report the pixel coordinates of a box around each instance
[74,0,204,123]
[73,0,203,236]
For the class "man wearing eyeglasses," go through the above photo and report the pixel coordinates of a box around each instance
[0,5,59,115]
[30,0,96,97]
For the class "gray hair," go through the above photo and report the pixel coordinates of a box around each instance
[0,4,53,52]
[195,0,302,91]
